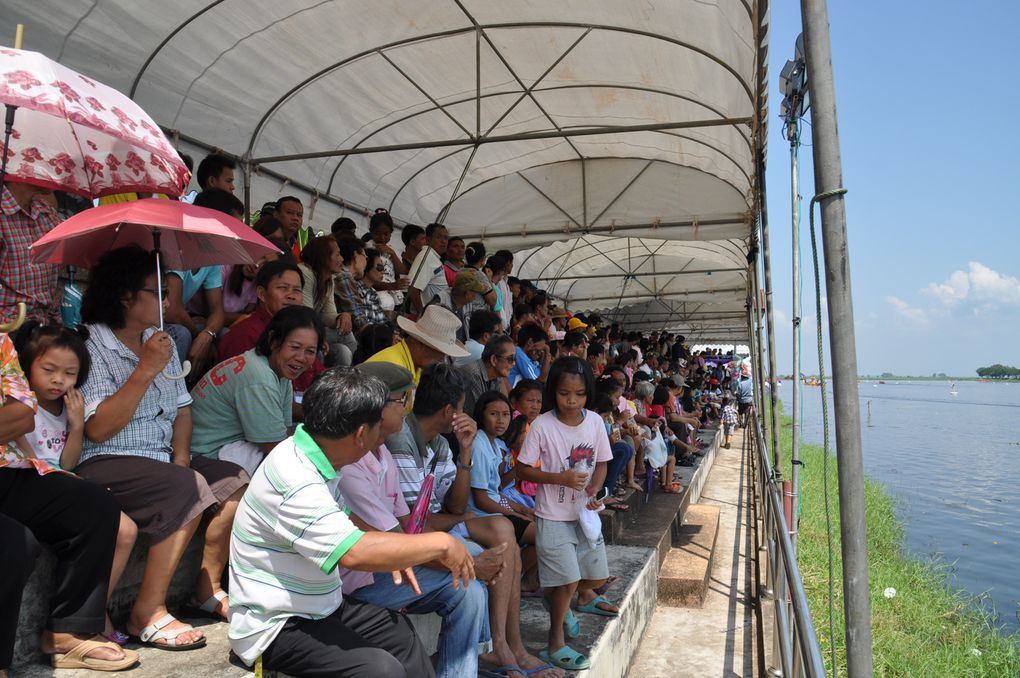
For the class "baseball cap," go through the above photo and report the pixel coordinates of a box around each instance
[454,270,490,294]
[355,362,415,394]
[567,317,588,331]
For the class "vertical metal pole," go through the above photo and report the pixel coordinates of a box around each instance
[800,1,875,675]
[790,118,802,552]
[758,155,782,473]
[242,158,252,225]
[752,262,767,419]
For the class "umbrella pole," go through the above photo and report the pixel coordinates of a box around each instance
[0,105,17,188]
[153,230,165,330]
[1,25,24,187]
[151,230,190,381]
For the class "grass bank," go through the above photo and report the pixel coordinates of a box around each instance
[774,412,1020,676]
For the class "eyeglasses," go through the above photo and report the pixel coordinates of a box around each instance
[139,287,168,297]
[498,354,517,364]
[387,393,409,406]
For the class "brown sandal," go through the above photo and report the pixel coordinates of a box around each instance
[51,636,139,671]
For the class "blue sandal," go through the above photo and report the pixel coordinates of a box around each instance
[539,646,590,671]
[479,665,525,677]
[541,598,581,638]
[575,595,619,617]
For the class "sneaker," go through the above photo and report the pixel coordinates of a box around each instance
[678,455,695,467]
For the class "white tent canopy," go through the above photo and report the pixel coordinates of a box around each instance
[5,0,769,340]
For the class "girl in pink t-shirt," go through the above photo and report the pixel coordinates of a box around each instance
[517,357,616,671]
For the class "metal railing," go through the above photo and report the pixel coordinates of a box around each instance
[748,409,827,678]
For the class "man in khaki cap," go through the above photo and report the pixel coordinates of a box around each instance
[451,270,491,341]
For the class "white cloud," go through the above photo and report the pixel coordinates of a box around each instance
[924,262,1020,311]
[885,295,931,329]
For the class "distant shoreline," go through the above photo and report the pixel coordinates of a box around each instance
[784,376,1017,383]
[857,376,1018,383]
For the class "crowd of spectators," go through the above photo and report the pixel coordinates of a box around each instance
[0,160,745,677]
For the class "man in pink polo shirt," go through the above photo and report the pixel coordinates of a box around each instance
[337,362,414,594]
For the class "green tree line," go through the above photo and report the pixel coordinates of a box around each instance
[975,364,1020,378]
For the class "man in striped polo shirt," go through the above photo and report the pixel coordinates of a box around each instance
[228,368,480,678]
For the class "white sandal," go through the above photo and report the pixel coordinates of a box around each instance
[134,614,207,652]
[182,589,228,620]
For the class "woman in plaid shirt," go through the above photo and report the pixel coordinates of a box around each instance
[335,239,386,333]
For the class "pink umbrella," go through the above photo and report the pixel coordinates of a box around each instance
[406,452,443,535]
[0,47,189,197]
[30,199,277,270]
[31,199,279,378]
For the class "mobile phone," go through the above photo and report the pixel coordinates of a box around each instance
[595,486,609,502]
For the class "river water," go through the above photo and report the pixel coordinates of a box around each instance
[778,379,1020,633]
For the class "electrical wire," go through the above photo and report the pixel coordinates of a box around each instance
[810,186,848,678]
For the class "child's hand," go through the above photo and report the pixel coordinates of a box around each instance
[560,467,588,491]
[64,387,85,429]
[585,495,604,510]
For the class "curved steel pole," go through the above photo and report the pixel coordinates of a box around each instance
[800,1,874,675]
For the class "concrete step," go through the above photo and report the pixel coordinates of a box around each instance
[656,503,721,607]
[610,426,720,565]
[14,545,659,678]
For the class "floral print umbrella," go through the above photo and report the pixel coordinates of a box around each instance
[0,47,189,198]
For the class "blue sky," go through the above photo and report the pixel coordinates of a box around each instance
[764,1,1020,377]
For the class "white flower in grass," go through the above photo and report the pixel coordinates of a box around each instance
[970,648,982,657]
[883,587,896,598]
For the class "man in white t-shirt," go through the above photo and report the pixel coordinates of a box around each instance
[407,223,450,313]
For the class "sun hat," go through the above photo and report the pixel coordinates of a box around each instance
[550,306,569,319]
[356,362,414,394]
[396,305,470,358]
[567,317,588,331]
[453,270,490,294]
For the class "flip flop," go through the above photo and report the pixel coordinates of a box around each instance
[575,595,619,617]
[51,636,139,671]
[593,575,618,596]
[523,663,557,676]
[101,629,129,646]
[538,646,590,671]
[479,665,526,677]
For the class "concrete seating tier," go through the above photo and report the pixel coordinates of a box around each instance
[13,425,722,676]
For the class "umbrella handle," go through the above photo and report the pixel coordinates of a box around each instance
[164,359,192,381]
[0,303,27,333]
